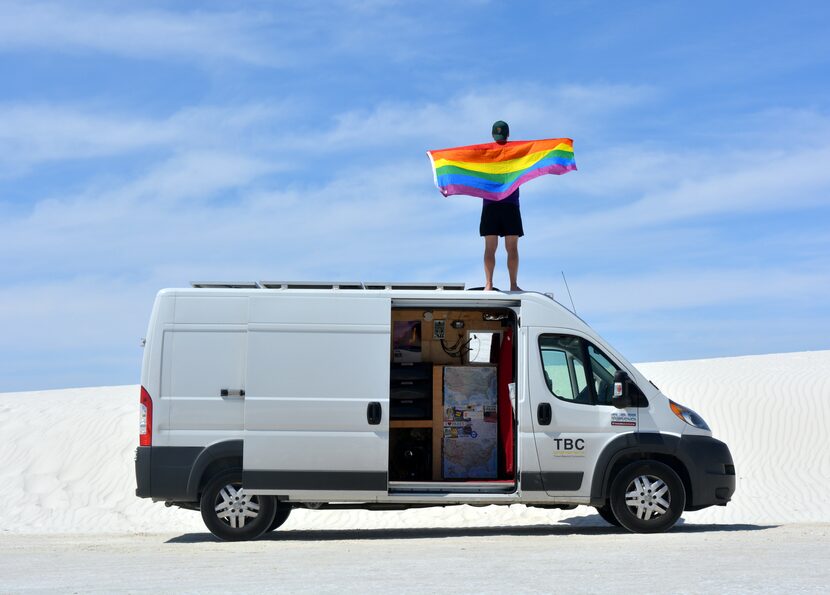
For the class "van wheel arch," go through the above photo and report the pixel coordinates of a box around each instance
[591,434,693,510]
[186,440,244,501]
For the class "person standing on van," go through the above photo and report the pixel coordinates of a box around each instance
[482,121,523,291]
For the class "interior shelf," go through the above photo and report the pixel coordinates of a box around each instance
[390,419,432,429]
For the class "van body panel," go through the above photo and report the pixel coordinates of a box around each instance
[516,325,548,500]
[243,295,391,500]
[139,293,172,421]
[249,295,385,325]
[173,296,248,324]
[162,326,247,439]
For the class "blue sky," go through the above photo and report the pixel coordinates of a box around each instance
[1,0,829,391]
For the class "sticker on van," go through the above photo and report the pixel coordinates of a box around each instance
[611,412,637,427]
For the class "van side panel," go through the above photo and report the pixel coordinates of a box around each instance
[159,296,249,447]
[164,328,247,439]
[243,296,391,500]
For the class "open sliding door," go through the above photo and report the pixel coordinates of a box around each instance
[243,295,391,501]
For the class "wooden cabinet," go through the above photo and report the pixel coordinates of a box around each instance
[389,309,510,482]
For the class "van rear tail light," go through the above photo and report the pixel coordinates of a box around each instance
[139,386,153,446]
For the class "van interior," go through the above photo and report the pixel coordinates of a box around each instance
[388,307,517,493]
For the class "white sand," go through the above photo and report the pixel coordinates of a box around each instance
[1,350,828,534]
[3,526,829,593]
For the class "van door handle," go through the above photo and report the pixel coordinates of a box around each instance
[537,403,552,426]
[221,389,245,398]
[367,402,382,425]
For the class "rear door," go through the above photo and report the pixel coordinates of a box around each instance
[162,296,250,446]
[243,294,391,501]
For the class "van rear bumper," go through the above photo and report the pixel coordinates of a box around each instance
[135,446,202,502]
[135,447,152,498]
[677,435,736,510]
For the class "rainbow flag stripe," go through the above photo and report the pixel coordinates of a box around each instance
[427,138,576,200]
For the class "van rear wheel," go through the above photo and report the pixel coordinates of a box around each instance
[609,461,685,533]
[200,470,276,541]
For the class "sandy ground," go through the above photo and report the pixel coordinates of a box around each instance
[1,523,828,593]
[2,350,829,535]
[1,351,829,592]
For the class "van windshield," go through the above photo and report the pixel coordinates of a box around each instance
[588,344,619,405]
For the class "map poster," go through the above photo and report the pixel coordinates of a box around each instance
[442,366,498,479]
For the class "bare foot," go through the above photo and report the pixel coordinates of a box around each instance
[484,284,493,291]
[510,285,522,291]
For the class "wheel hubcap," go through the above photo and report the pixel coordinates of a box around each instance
[625,474,670,521]
[214,483,260,529]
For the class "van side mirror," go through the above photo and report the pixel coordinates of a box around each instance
[613,371,633,409]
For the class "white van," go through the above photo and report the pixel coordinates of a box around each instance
[135,282,735,540]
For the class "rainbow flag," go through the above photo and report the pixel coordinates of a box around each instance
[427,138,576,200]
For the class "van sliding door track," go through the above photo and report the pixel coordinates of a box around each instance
[388,481,517,494]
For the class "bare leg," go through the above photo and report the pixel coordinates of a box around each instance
[483,235,498,290]
[505,235,521,291]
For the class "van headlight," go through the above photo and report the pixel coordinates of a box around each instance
[669,400,710,431]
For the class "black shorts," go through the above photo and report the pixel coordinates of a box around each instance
[479,201,524,237]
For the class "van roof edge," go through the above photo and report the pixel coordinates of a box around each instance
[189,281,467,290]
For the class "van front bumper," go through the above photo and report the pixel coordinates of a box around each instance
[677,435,736,510]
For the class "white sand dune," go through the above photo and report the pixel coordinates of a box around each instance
[1,350,828,534]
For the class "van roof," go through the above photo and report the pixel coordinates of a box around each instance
[161,283,588,328]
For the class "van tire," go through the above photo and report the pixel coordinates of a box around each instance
[595,504,621,527]
[200,470,277,541]
[267,504,292,532]
[609,461,685,533]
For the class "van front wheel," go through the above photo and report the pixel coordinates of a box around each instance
[609,461,686,533]
[595,504,621,527]
[200,470,277,541]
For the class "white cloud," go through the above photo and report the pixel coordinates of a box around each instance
[4,85,829,295]
[553,267,830,316]
[312,83,656,150]
[526,137,830,243]
[0,1,278,65]
[0,103,288,175]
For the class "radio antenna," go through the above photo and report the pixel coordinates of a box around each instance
[561,271,577,315]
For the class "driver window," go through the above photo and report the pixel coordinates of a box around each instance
[588,344,620,405]
[539,335,591,405]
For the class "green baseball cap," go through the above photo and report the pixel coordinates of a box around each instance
[492,120,509,141]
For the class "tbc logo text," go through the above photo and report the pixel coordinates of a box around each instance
[553,438,585,450]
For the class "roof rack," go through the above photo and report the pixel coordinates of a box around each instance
[190,281,262,289]
[362,282,465,291]
[190,281,466,291]
[260,281,364,290]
